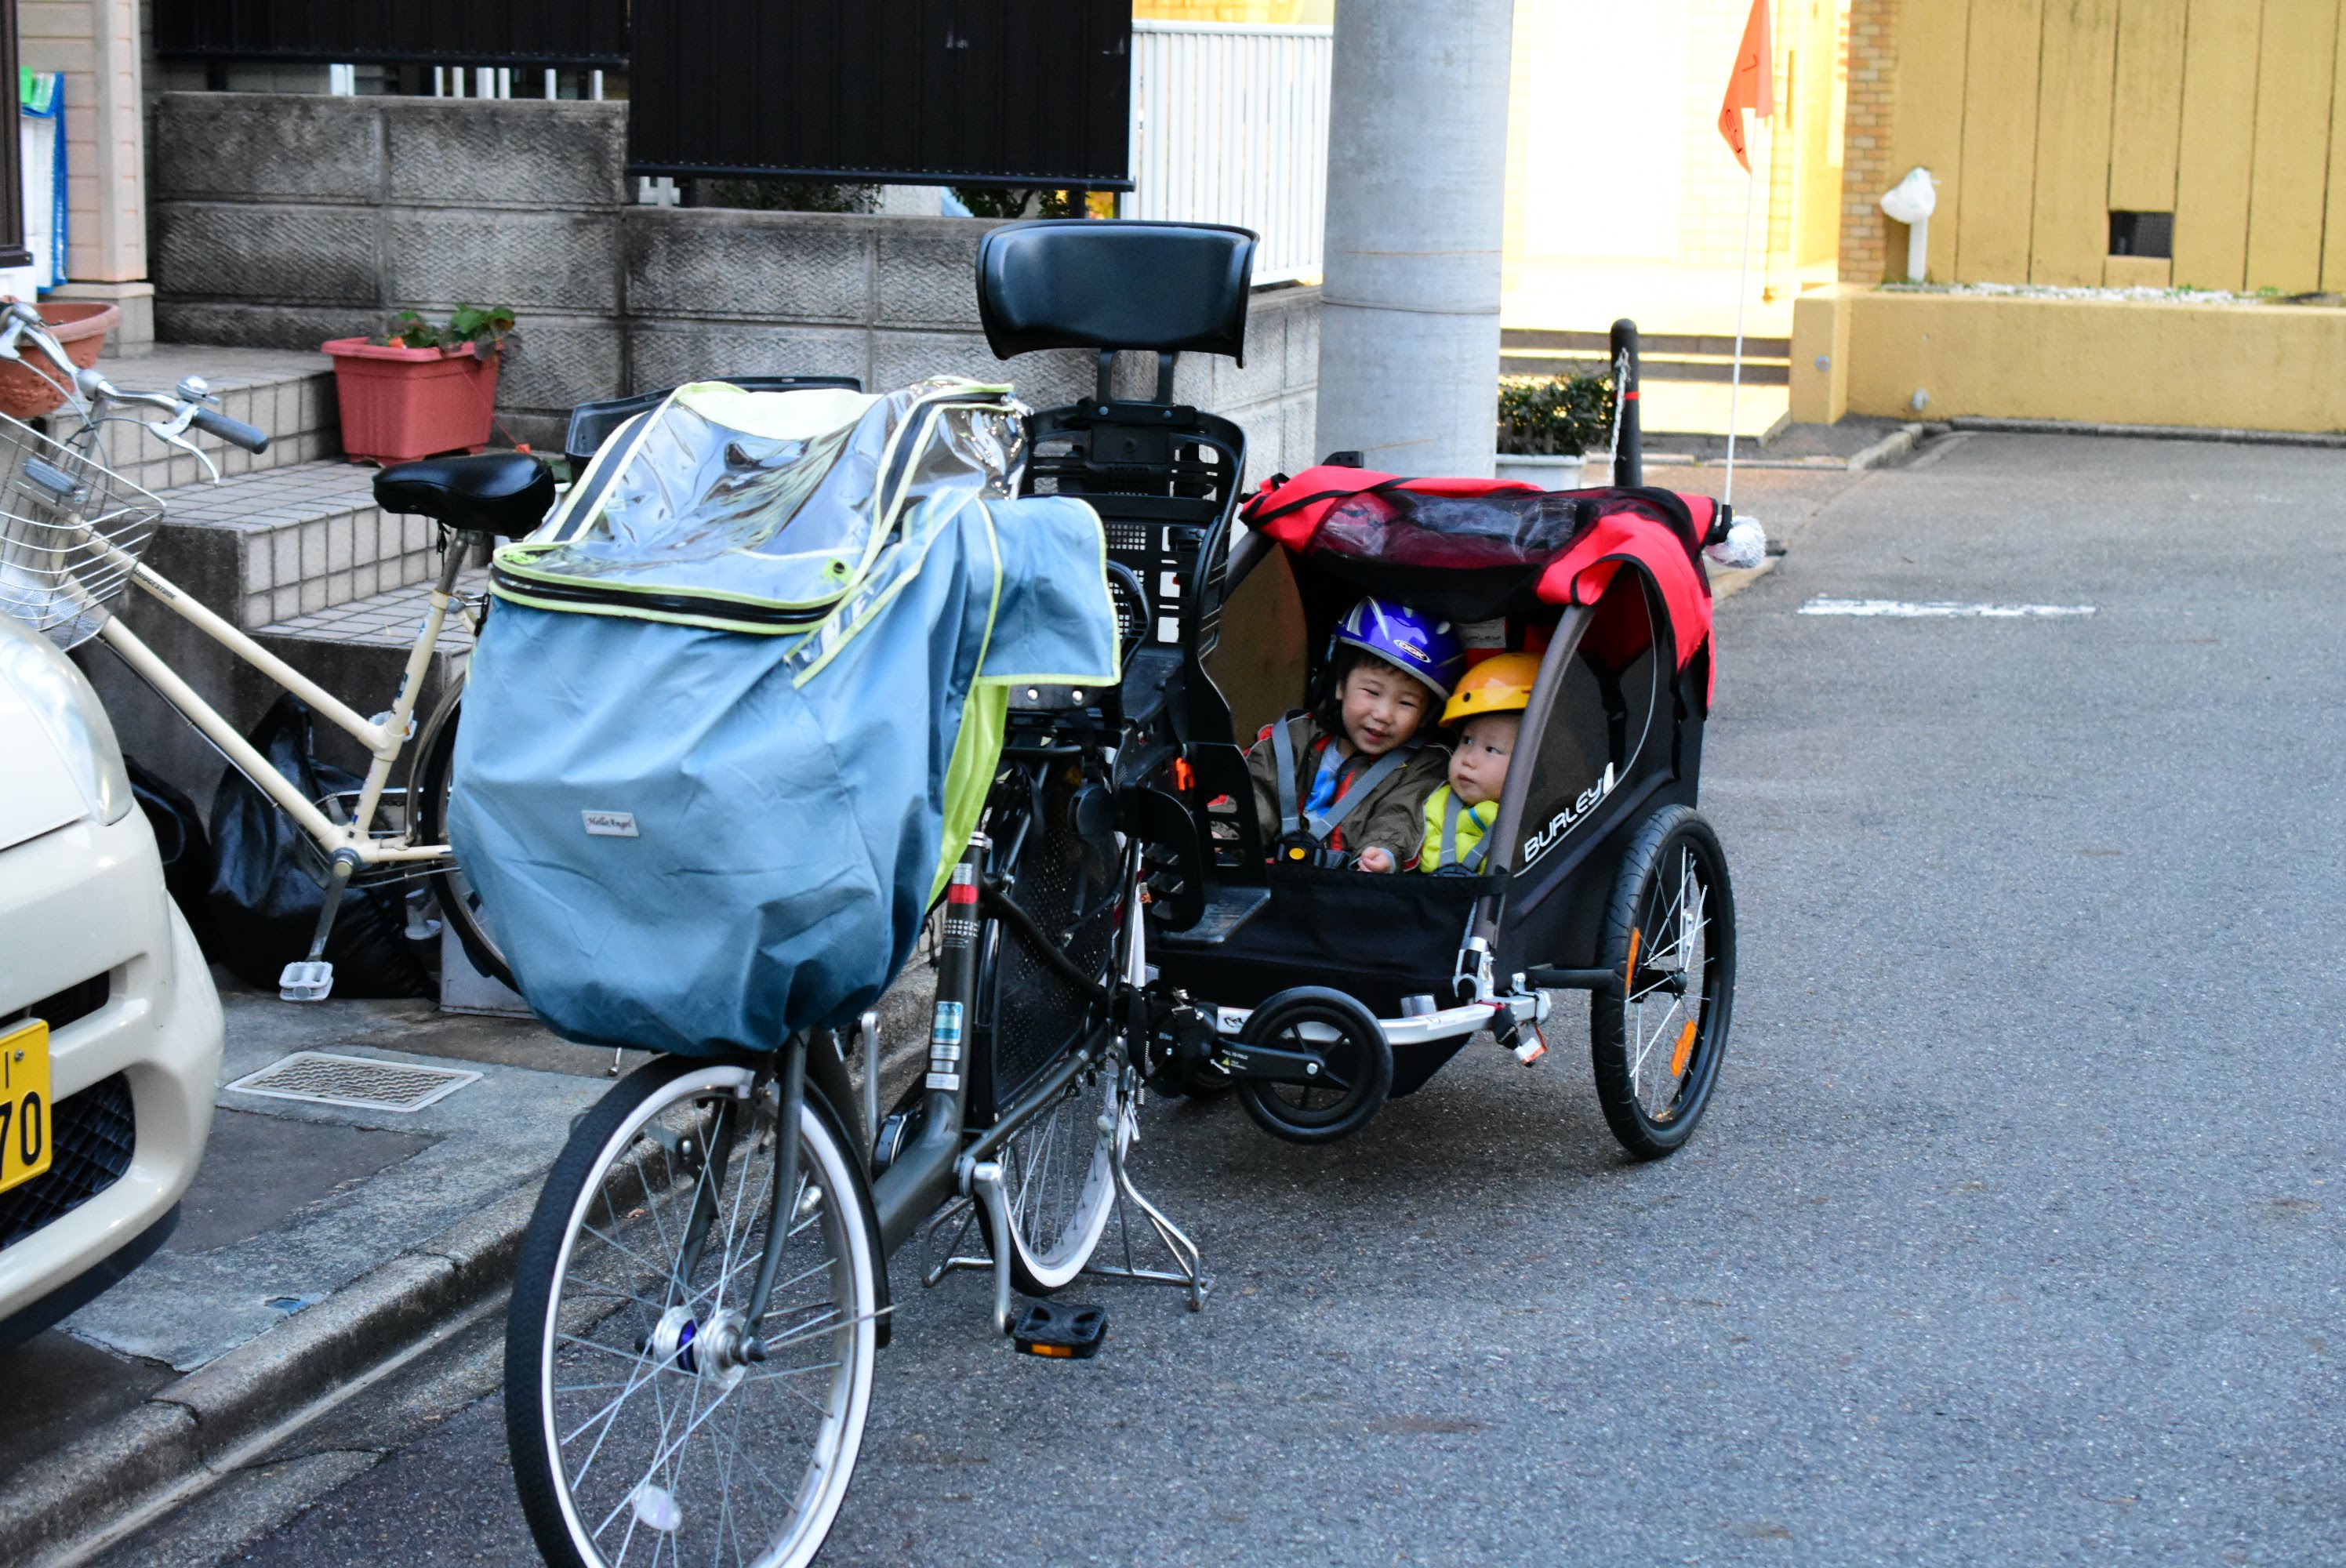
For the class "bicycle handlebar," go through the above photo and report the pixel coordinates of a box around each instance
[188,406,269,453]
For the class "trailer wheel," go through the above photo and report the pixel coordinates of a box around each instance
[1590,806,1735,1159]
[1233,987,1392,1145]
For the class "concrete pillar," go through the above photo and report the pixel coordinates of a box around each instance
[1313,0,1516,478]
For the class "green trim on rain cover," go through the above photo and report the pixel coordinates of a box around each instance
[490,383,1018,634]
[924,498,1008,905]
[933,682,1009,907]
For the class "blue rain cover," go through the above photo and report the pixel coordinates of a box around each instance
[448,381,1118,1057]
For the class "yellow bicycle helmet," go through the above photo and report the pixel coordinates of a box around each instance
[1441,651,1541,725]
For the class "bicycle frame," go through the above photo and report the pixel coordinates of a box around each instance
[91,536,467,866]
[862,812,1206,1330]
[43,393,470,869]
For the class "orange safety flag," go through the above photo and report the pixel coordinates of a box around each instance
[1716,0,1775,171]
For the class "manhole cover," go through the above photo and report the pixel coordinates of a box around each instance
[226,1052,481,1113]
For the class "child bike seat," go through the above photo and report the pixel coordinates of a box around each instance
[375,452,556,536]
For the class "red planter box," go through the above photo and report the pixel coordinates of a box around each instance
[322,338,500,463]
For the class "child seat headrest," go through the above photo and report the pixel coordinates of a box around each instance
[977,220,1258,365]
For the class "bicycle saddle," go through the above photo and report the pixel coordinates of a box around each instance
[374,452,555,536]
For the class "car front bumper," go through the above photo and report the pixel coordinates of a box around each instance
[0,811,224,1330]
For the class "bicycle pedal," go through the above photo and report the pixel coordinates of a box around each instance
[1513,1027,1547,1066]
[278,960,335,1002]
[1011,1300,1107,1359]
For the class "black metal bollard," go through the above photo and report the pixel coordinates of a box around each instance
[1610,318,1643,489]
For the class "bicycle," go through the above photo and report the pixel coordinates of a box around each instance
[0,300,522,999]
[500,680,1208,1567]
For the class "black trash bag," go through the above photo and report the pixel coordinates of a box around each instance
[205,695,433,998]
[125,754,216,955]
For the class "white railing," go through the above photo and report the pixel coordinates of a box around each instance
[1128,21,1332,286]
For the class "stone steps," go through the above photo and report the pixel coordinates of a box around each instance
[149,459,438,631]
[80,343,340,495]
[256,564,489,654]
[90,449,478,804]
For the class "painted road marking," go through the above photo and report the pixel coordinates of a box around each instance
[1799,597,2097,619]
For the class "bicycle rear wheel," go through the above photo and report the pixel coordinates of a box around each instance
[977,1061,1129,1295]
[411,684,517,991]
[506,1054,879,1568]
[968,766,1131,1294]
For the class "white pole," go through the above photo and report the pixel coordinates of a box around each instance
[1723,152,1758,506]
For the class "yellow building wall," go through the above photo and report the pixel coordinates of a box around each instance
[1139,2,1851,345]
[1794,283,2346,432]
[1885,0,2346,292]
[1133,1,1334,22]
[1502,0,1852,337]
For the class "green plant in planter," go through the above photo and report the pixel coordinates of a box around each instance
[1497,373,1614,457]
[951,187,1088,219]
[378,304,521,357]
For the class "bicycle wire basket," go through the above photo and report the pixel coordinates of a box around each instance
[0,411,165,651]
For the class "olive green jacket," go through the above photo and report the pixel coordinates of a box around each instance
[1244,714,1450,868]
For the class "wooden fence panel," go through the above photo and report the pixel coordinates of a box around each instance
[1955,0,2046,280]
[2243,0,2340,290]
[2172,0,2264,289]
[2030,0,2123,285]
[2325,7,2346,288]
[2107,0,2190,213]
[1891,0,1976,281]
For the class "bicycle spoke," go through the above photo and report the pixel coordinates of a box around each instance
[524,1065,871,1568]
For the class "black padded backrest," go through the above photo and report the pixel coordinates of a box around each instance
[977,220,1257,364]
[563,374,863,466]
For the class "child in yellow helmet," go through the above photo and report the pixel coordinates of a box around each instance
[1417,652,1540,874]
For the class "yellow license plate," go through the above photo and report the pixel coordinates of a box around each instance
[0,1018,53,1196]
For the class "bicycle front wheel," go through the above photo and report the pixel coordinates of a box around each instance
[506,1055,880,1568]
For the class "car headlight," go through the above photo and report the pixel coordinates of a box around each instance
[0,614,133,825]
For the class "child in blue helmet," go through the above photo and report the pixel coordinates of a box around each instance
[1246,597,1462,872]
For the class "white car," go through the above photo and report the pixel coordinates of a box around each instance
[0,613,221,1346]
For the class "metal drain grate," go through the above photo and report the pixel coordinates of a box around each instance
[226,1051,481,1113]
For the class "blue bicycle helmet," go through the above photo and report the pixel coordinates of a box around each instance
[1331,597,1466,699]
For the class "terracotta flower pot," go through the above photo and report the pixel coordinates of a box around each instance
[322,337,502,464]
[0,301,120,420]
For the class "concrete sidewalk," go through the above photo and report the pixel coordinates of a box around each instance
[0,976,627,1564]
[2,953,944,1566]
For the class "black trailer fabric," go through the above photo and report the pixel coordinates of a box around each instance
[1152,866,1495,1020]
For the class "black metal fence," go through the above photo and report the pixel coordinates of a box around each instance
[629,0,1133,189]
[154,0,628,67]
[0,2,26,270]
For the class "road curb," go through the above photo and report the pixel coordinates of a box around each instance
[1709,554,1781,602]
[7,1181,543,1566]
[1950,415,2346,448]
[1847,423,1927,470]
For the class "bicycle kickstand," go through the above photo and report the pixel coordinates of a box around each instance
[1084,1102,1212,1312]
[280,847,361,1002]
[968,1160,1015,1336]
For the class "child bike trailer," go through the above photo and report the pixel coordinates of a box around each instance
[447,377,1122,1057]
[1141,463,1747,1160]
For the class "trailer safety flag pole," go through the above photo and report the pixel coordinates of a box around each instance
[1716,0,1774,506]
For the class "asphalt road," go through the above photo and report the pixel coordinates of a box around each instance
[107,432,2345,1565]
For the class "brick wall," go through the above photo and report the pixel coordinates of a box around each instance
[1839,0,1897,282]
[147,93,1320,478]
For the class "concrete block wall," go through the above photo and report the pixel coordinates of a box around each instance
[627,207,1323,481]
[151,93,629,451]
[151,93,1320,474]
